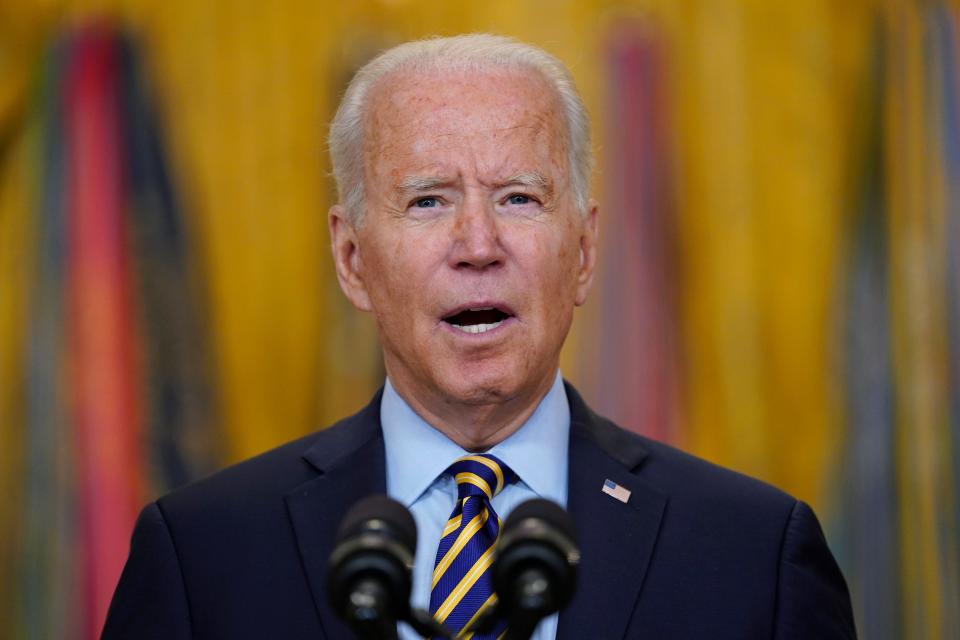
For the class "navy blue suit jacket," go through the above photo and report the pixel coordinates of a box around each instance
[103,384,856,639]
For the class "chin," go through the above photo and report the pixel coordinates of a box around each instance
[437,374,512,406]
[433,357,534,406]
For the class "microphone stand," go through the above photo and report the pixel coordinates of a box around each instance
[405,608,451,639]
[461,566,562,640]
[345,591,450,640]
[343,578,399,640]
[503,566,560,640]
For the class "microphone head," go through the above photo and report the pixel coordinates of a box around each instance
[334,494,418,552]
[494,498,580,617]
[327,495,417,623]
[501,498,577,545]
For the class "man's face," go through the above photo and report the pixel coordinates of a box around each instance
[331,68,597,412]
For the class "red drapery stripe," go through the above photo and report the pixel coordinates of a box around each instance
[64,26,144,638]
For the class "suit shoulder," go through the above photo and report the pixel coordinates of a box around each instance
[581,408,797,517]
[641,433,794,506]
[157,398,380,521]
[566,381,795,513]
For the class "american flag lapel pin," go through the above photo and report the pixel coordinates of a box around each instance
[602,479,631,503]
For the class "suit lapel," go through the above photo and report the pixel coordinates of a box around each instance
[557,384,668,640]
[283,384,665,639]
[285,392,387,640]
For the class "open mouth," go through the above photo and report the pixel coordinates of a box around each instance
[442,307,513,334]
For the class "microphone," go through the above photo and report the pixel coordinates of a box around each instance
[327,495,451,640]
[466,498,580,640]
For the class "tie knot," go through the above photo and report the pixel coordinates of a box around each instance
[447,454,516,500]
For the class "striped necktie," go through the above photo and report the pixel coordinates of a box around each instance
[429,454,517,639]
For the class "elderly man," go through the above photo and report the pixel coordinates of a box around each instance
[104,34,856,639]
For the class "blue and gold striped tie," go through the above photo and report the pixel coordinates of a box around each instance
[430,454,517,639]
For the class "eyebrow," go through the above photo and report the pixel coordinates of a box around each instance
[394,171,554,195]
[501,171,552,192]
[396,175,455,194]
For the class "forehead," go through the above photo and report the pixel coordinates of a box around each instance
[362,67,567,181]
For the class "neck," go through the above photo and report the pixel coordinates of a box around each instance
[385,370,558,451]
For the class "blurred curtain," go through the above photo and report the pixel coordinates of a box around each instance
[0,1,958,638]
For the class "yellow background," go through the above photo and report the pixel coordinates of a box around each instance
[1,0,957,637]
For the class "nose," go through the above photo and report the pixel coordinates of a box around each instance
[448,195,504,270]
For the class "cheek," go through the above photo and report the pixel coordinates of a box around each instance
[360,239,406,314]
[523,231,581,311]
[362,234,439,326]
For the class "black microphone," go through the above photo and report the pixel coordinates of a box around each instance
[327,495,451,640]
[465,498,580,640]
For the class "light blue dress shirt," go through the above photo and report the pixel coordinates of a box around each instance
[381,371,570,640]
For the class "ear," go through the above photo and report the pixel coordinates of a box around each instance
[329,204,373,312]
[574,199,599,307]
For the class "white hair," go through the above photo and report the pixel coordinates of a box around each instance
[328,33,593,225]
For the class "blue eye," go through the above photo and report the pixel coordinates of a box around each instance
[413,197,439,208]
[506,194,531,205]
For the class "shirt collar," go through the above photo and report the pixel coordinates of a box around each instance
[381,371,570,507]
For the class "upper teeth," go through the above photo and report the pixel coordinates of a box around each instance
[454,320,504,334]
